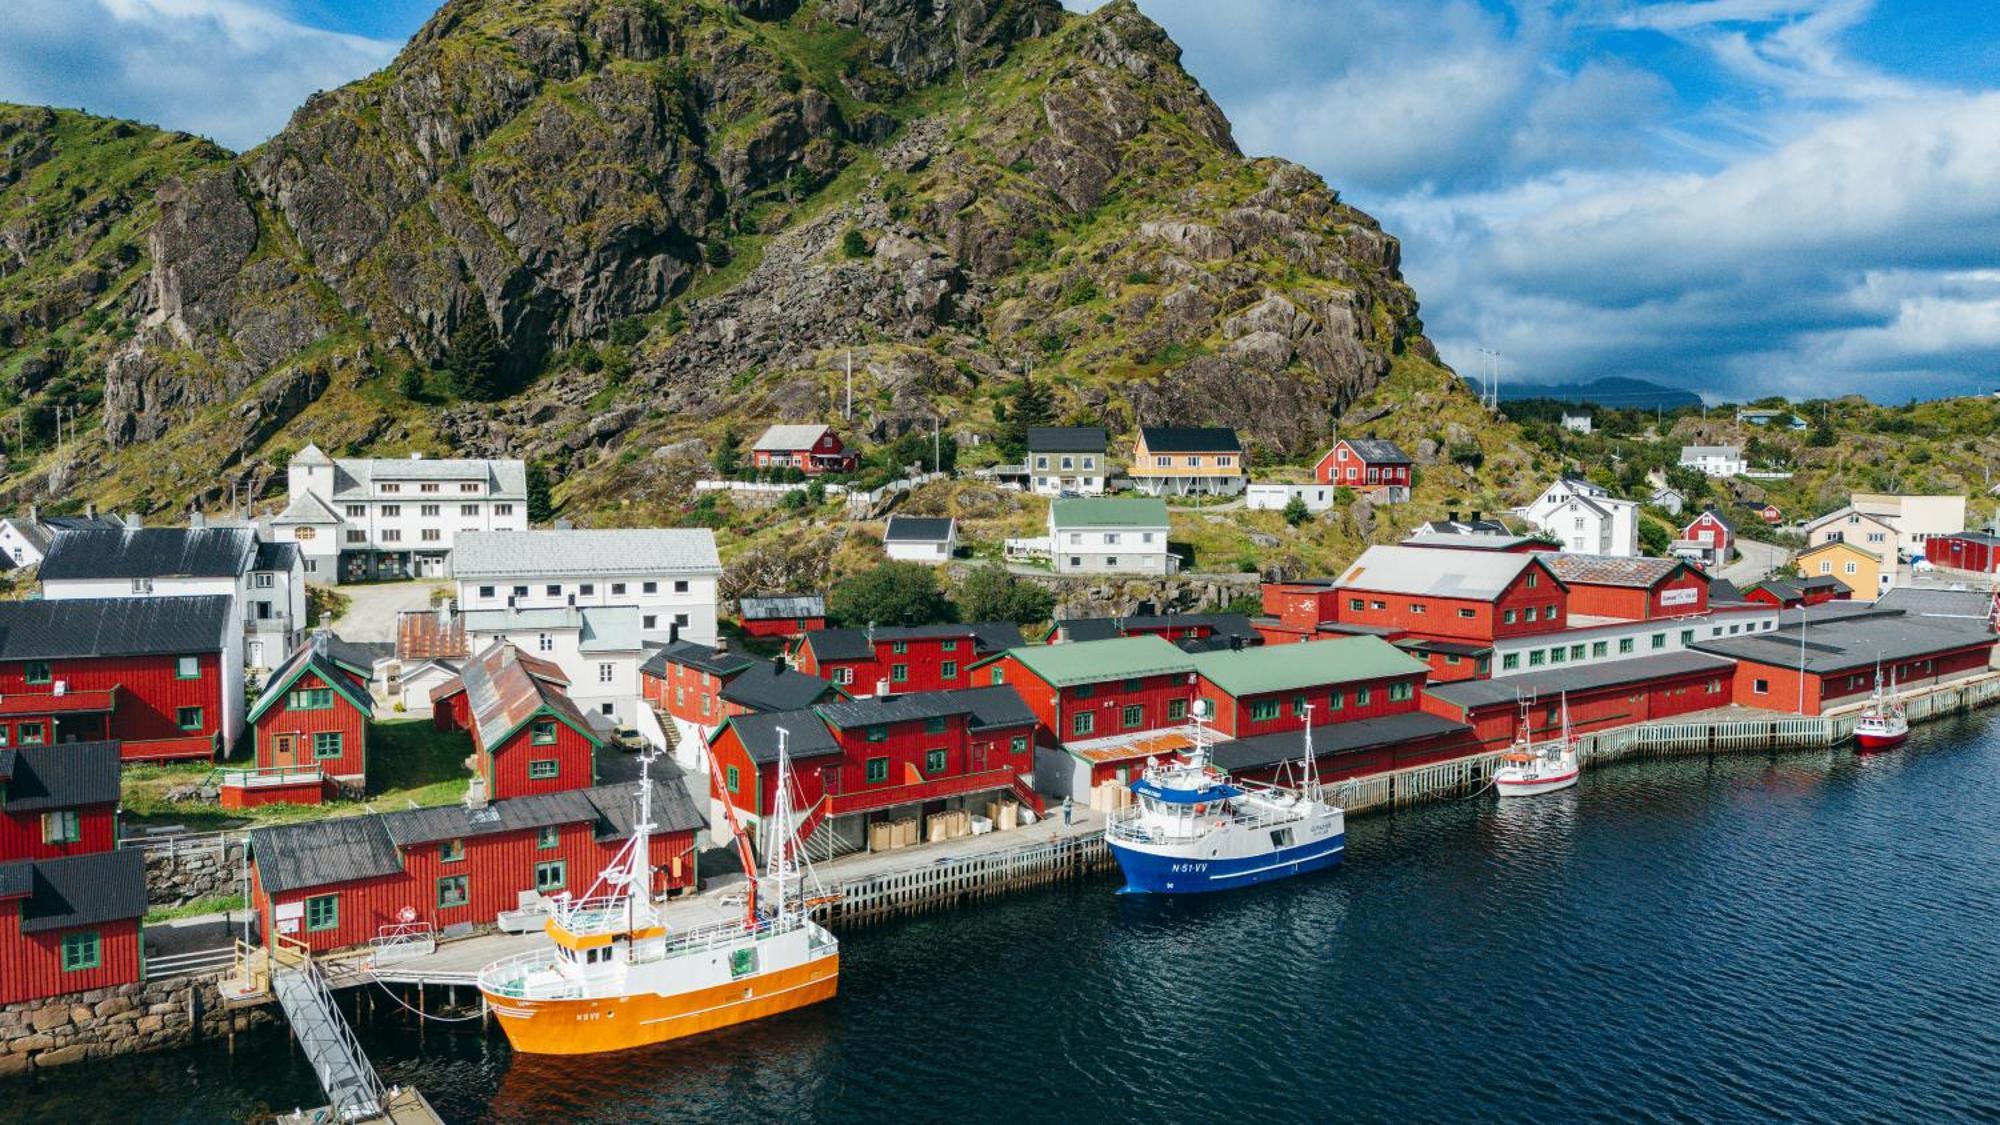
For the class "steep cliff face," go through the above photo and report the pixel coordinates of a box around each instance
[0,0,1473,518]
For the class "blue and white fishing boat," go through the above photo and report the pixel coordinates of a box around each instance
[1105,705,1344,894]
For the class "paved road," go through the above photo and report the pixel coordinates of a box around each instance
[331,581,448,642]
[1719,538,1791,586]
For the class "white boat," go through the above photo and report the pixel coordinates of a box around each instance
[1106,704,1345,894]
[1852,662,1908,751]
[477,733,838,1055]
[1494,693,1580,798]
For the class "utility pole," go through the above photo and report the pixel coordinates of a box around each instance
[933,417,941,475]
[844,351,853,421]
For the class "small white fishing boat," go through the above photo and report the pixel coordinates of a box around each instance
[1852,661,1908,752]
[1494,693,1579,798]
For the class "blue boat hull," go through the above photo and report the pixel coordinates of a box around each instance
[1109,834,1345,894]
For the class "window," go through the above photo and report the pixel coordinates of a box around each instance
[1550,647,1566,665]
[176,707,204,731]
[1526,571,1539,588]
[537,826,559,850]
[924,717,949,735]
[1529,650,1546,667]
[724,764,741,793]
[420,504,440,518]
[941,661,958,680]
[599,663,614,684]
[537,633,554,653]
[991,667,1005,686]
[833,668,854,686]
[642,581,657,594]
[1075,684,1094,699]
[305,895,339,933]
[381,530,401,543]
[546,584,562,598]
[532,721,558,745]
[461,504,480,517]
[479,585,496,599]
[1457,608,1476,619]
[892,664,909,683]
[131,577,154,595]
[421,529,441,542]
[24,661,50,685]
[1571,645,1586,661]
[1845,562,1858,575]
[435,838,466,863]
[314,732,343,759]
[535,861,566,892]
[1410,603,1427,615]
[1445,654,1461,666]
[1011,735,1029,753]
[420,483,439,494]
[1155,455,1171,467]
[925,749,947,774]
[19,723,44,745]
[1501,653,1520,671]
[673,613,689,628]
[891,641,908,654]
[1680,630,1695,646]
[1591,641,1608,658]
[866,757,889,783]
[41,810,80,845]
[381,504,401,516]
[494,504,514,516]
[1251,700,1281,722]
[643,615,658,630]
[1349,598,1365,613]
[1327,691,1344,711]
[1167,698,1188,721]
[61,931,101,972]
[1543,605,1558,621]
[1122,704,1144,729]
[290,687,333,710]
[437,876,470,909]
[1389,682,1413,702]
[345,530,366,544]
[345,504,366,517]
[1105,533,1120,546]
[1753,678,1770,695]
[865,724,887,743]
[674,580,689,594]
[1619,638,1634,654]
[1652,633,1667,650]
[1071,711,1095,737]
[610,582,627,596]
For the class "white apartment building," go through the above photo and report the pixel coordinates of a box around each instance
[272,445,529,583]
[1025,427,1109,497]
[1678,445,1746,477]
[453,527,721,647]
[461,605,645,727]
[1048,498,1175,575]
[1492,604,1779,676]
[1518,477,1639,557]
[1852,493,1967,556]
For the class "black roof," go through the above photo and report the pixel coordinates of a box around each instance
[40,526,256,581]
[1338,438,1413,463]
[1140,426,1242,453]
[1211,712,1469,772]
[8,850,149,933]
[804,622,1023,661]
[1428,651,1737,711]
[254,540,300,572]
[739,595,825,621]
[1708,578,1747,603]
[0,596,233,660]
[1688,507,1737,532]
[1026,427,1108,453]
[1395,637,1492,657]
[642,639,753,679]
[1797,575,1852,593]
[1054,614,1259,645]
[724,710,845,765]
[0,742,122,812]
[720,661,841,713]
[252,780,704,895]
[1692,611,1993,675]
[817,685,1034,733]
[323,636,393,673]
[884,516,955,542]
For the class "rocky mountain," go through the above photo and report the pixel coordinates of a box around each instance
[0,0,1529,522]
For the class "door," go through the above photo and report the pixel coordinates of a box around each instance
[273,733,299,769]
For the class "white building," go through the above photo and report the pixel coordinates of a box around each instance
[1678,445,1746,477]
[1025,427,1109,497]
[1561,411,1593,434]
[1492,605,1780,677]
[1852,493,1967,557]
[882,516,958,562]
[1245,483,1335,512]
[461,605,645,728]
[453,527,721,647]
[1049,498,1174,575]
[1518,477,1640,557]
[0,510,131,569]
[272,445,529,583]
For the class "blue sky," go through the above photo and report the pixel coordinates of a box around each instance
[4,0,1997,404]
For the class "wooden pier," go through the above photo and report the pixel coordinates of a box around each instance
[814,829,1111,927]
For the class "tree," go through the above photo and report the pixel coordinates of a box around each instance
[446,312,506,400]
[840,227,870,258]
[526,460,555,524]
[1001,370,1054,459]
[1638,519,1672,557]
[1282,494,1310,527]
[712,426,742,477]
[954,562,1054,625]
[828,561,954,627]
[397,368,424,400]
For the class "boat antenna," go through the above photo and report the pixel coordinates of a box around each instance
[1189,701,1211,772]
[1299,703,1319,800]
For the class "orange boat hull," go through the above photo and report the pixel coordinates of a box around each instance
[481,954,839,1056]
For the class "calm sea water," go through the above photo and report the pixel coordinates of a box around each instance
[10,711,2000,1123]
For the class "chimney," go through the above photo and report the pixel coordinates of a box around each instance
[124,512,141,529]
[1229,635,1244,652]
[191,511,206,530]
[1448,509,1460,524]
[85,502,96,519]
[669,622,681,644]
[771,655,786,675]
[27,504,37,525]
[1472,510,1482,524]
[713,635,729,656]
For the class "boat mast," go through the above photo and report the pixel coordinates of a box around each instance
[1299,703,1319,799]
[631,748,656,911]
[770,726,797,922]
[697,727,760,929]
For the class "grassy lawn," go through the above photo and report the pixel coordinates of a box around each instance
[144,894,246,924]
[120,719,473,832]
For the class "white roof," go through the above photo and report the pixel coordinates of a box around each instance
[1335,544,1548,600]
[1680,445,1741,458]
[327,456,527,499]
[753,424,831,452]
[453,529,721,579]
[461,605,643,652]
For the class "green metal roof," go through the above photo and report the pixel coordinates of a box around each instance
[993,635,1195,687]
[1049,497,1170,530]
[1189,636,1427,696]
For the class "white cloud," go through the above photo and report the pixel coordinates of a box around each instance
[0,0,399,149]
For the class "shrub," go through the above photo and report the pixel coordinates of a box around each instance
[1282,494,1310,527]
[609,318,647,347]
[841,228,870,258]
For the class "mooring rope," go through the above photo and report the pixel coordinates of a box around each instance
[370,978,488,1023]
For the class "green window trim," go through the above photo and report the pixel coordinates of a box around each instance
[1291,695,1309,717]
[990,668,1005,685]
[1356,687,1372,706]
[865,757,889,783]
[1389,682,1414,702]
[1328,692,1345,711]
[865,725,887,743]
[941,661,958,680]
[725,765,740,793]
[530,721,558,745]
[440,839,465,862]
[313,732,343,760]
[23,661,51,685]
[891,641,908,654]
[18,723,44,745]
[42,810,80,845]
[1123,678,1144,692]
[1529,650,1546,667]
[1121,704,1144,730]
[1071,711,1095,737]
[528,759,560,780]
[175,656,201,680]
[289,687,334,710]
[536,827,560,850]
[534,861,566,892]
[176,707,204,732]
[1501,653,1520,670]
[61,930,101,972]
[891,664,909,683]
[1570,645,1586,660]
[305,894,339,933]
[1250,700,1281,722]
[924,717,948,734]
[924,749,947,774]
[1167,698,1188,721]
[1010,735,1028,753]
[436,875,469,910]
[1073,684,1094,699]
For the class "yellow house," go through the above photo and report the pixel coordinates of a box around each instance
[1129,426,1246,497]
[1796,539,1886,601]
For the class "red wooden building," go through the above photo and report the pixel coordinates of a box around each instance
[704,688,1042,845]
[429,648,567,734]
[1743,576,1849,609]
[1314,437,1414,498]
[1927,532,2000,575]
[750,424,858,475]
[1424,651,1737,751]
[0,596,235,762]
[0,742,121,862]
[1291,546,1569,675]
[738,594,828,639]
[247,779,705,954]
[1543,555,1710,621]
[641,639,843,731]
[1691,610,1995,715]
[441,642,602,802]
[794,622,1025,696]
[1190,636,1431,739]
[1680,508,1735,567]
[232,640,375,808]
[1045,613,1261,650]
[0,849,148,1005]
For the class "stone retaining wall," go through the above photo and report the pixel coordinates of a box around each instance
[1014,573,1261,620]
[0,974,269,1076]
[143,836,247,908]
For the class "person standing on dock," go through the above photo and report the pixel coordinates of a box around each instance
[1063,796,1073,828]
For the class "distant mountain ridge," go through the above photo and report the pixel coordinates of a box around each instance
[1475,376,1701,410]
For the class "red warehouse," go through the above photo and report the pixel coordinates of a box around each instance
[738,594,828,639]
[1744,576,1849,609]
[1927,532,2000,575]
[248,779,704,954]
[749,424,858,475]
[232,639,375,808]
[1190,636,1431,739]
[446,642,603,802]
[1315,437,1414,501]
[794,622,1025,695]
[0,742,122,861]
[1313,545,1568,678]
[0,596,236,762]
[1693,610,1995,715]
[1424,651,1737,751]
[1543,555,1710,621]
[0,849,148,1005]
[642,638,843,734]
